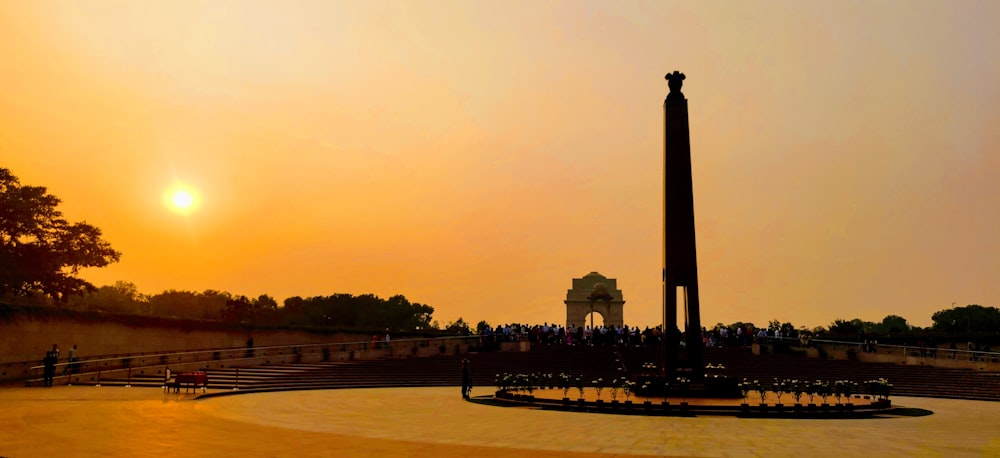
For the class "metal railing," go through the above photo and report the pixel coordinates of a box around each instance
[761,336,1000,365]
[24,334,488,387]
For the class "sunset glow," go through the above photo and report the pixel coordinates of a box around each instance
[2,1,997,329]
[167,188,197,213]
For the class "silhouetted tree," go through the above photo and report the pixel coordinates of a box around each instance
[148,289,232,320]
[0,168,121,300]
[445,317,471,335]
[274,293,433,331]
[221,294,277,324]
[932,304,1000,334]
[829,319,857,336]
[828,318,879,338]
[279,296,308,325]
[222,295,253,323]
[256,294,279,321]
[878,314,909,333]
[66,280,150,314]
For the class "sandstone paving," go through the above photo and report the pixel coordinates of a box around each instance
[0,385,998,457]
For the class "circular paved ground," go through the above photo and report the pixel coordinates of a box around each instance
[1,386,999,457]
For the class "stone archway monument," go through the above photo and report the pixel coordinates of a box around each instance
[564,272,625,330]
[663,70,704,380]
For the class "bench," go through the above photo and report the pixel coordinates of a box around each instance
[170,371,208,393]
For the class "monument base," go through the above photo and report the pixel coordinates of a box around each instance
[634,375,741,398]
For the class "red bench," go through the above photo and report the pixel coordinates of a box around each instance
[171,371,208,393]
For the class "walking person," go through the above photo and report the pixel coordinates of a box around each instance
[246,337,255,358]
[63,344,78,375]
[42,344,59,387]
[461,359,471,399]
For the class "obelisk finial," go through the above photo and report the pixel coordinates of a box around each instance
[665,71,686,101]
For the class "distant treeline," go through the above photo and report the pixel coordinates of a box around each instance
[1,281,434,332]
[5,281,998,342]
[708,304,1000,344]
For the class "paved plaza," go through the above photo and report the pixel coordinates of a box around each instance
[1,385,999,457]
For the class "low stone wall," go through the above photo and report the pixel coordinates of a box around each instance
[752,341,999,372]
[36,336,523,387]
[1,308,530,384]
[816,342,1000,372]
[0,310,382,383]
[1,312,363,364]
[55,340,416,387]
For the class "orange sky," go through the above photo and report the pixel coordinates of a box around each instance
[2,1,998,329]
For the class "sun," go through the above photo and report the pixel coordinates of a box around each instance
[172,190,194,208]
[163,184,201,214]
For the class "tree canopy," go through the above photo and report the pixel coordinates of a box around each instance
[279,293,434,330]
[149,289,232,320]
[222,294,278,324]
[56,283,436,331]
[0,168,121,299]
[932,304,1000,333]
[65,280,149,314]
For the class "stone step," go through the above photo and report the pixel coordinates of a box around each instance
[61,346,1000,401]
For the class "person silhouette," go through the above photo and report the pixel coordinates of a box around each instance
[42,344,59,387]
[461,359,471,399]
[63,344,78,375]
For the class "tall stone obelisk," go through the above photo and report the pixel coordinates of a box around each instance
[662,71,704,380]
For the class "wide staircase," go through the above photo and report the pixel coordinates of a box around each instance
[89,343,622,392]
[89,344,999,401]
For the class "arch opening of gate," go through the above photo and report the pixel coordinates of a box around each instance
[582,311,605,328]
[564,272,625,332]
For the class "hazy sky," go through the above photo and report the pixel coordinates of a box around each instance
[2,1,997,329]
